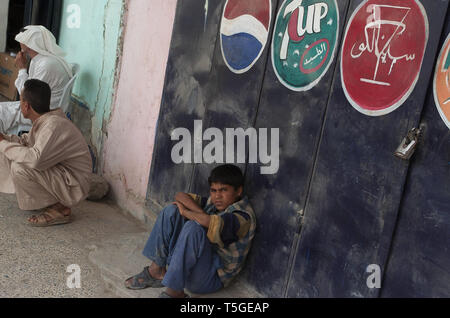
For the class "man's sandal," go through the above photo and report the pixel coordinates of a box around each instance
[125,266,164,290]
[28,208,72,227]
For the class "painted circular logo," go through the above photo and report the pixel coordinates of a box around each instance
[341,0,429,116]
[433,33,450,129]
[272,0,339,91]
[221,0,272,74]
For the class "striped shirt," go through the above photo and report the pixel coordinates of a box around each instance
[189,194,257,286]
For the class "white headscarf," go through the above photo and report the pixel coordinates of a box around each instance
[15,25,73,77]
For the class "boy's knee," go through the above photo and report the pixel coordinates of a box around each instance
[10,162,30,179]
[182,220,205,237]
[161,204,179,218]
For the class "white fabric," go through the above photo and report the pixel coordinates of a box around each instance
[0,26,72,135]
[15,25,72,77]
[16,54,71,109]
[0,101,21,135]
[0,54,71,135]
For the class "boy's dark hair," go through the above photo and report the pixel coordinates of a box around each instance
[22,79,51,115]
[208,164,244,190]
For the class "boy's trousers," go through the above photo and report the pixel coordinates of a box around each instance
[142,204,224,294]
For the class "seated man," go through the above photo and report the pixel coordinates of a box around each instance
[0,25,72,135]
[0,79,92,227]
[125,164,256,298]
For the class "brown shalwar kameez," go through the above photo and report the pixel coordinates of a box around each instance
[0,109,92,211]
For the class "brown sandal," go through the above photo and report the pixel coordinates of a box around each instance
[28,208,72,227]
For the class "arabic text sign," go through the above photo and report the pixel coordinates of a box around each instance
[272,0,339,92]
[341,0,428,116]
[434,33,450,129]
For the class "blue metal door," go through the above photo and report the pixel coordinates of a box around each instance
[146,0,450,297]
[381,13,450,298]
[243,0,350,297]
[146,0,224,214]
[285,0,449,298]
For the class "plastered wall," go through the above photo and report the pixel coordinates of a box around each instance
[102,0,177,223]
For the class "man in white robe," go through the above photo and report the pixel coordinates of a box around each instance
[0,79,92,227]
[0,25,72,135]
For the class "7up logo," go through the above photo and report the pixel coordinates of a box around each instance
[272,0,339,92]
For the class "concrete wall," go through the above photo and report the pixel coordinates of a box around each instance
[101,0,178,223]
[57,0,178,222]
[58,0,125,160]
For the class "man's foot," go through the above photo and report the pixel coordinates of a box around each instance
[28,204,72,227]
[51,203,72,217]
[125,266,164,290]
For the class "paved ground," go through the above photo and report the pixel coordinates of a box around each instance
[0,93,262,298]
[0,193,262,298]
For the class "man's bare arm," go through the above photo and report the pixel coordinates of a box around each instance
[174,201,211,229]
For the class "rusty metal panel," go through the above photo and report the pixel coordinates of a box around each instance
[243,0,350,297]
[189,0,279,198]
[146,0,450,298]
[146,0,224,211]
[286,0,449,298]
[185,0,283,296]
[381,13,450,298]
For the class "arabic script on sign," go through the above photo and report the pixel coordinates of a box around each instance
[350,5,416,87]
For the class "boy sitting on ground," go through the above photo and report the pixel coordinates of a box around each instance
[125,164,256,298]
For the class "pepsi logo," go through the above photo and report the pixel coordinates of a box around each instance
[221,0,272,74]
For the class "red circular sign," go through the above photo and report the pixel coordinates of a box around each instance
[341,0,428,116]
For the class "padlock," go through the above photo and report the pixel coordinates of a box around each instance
[395,127,423,160]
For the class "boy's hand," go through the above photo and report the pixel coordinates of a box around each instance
[174,201,188,217]
[174,192,204,214]
[174,200,211,228]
